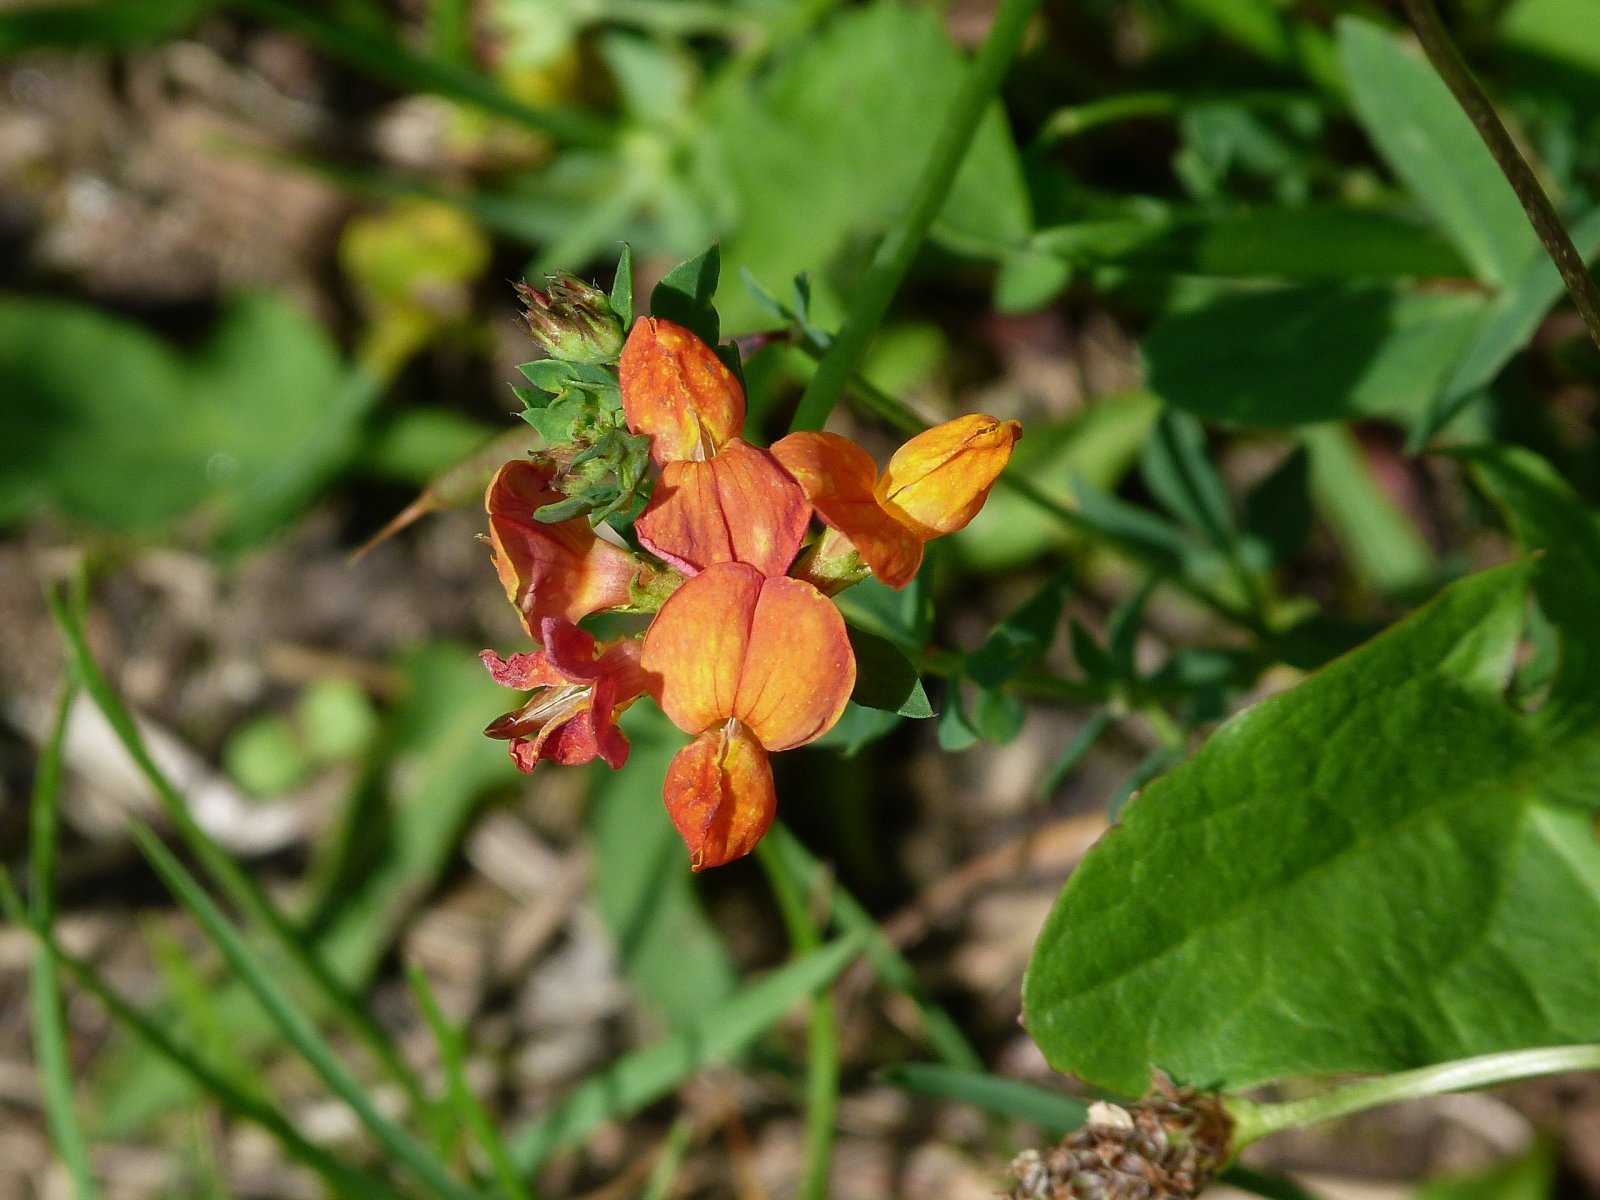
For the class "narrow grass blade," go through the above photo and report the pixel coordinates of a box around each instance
[47,591,434,1118]
[126,823,487,1200]
[508,933,864,1173]
[27,679,102,1200]
[227,0,609,146]
[1302,425,1435,596]
[637,1119,693,1200]
[409,967,536,1200]
[755,840,839,1200]
[763,823,983,1071]
[788,0,1042,432]
[0,875,404,1200]
[879,1064,1089,1133]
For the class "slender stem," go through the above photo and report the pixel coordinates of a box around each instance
[1396,0,1600,349]
[29,679,103,1200]
[1034,89,1315,145]
[787,0,1043,432]
[756,838,839,1200]
[1229,1045,1600,1147]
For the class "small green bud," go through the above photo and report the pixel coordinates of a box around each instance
[515,275,625,363]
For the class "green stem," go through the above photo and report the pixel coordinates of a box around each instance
[756,838,838,1200]
[1229,1045,1600,1147]
[1396,0,1600,350]
[29,679,103,1200]
[764,823,984,1071]
[787,0,1043,433]
[1034,89,1314,145]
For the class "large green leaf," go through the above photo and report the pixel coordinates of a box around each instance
[0,292,364,546]
[0,0,214,52]
[1023,560,1600,1094]
[1142,284,1485,427]
[707,0,1030,329]
[1339,18,1539,286]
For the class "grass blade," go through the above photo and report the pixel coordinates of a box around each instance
[126,822,487,1200]
[27,679,102,1200]
[787,0,1043,432]
[0,875,404,1200]
[409,967,536,1200]
[508,933,864,1173]
[755,840,839,1200]
[879,1064,1089,1133]
[763,823,983,1071]
[46,590,435,1120]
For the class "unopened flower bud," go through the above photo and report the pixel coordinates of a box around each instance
[515,275,624,363]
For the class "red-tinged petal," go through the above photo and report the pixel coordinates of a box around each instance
[483,622,645,772]
[479,648,564,690]
[771,431,924,588]
[662,721,776,871]
[640,561,761,735]
[733,576,855,750]
[619,317,744,465]
[635,439,810,578]
[874,415,1023,540]
[486,460,641,631]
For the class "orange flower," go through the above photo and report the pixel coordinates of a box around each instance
[772,414,1021,589]
[619,317,744,465]
[482,619,649,772]
[486,459,644,633]
[640,562,855,869]
[635,439,811,577]
[622,318,810,577]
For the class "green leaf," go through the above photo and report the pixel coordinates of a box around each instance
[1414,1141,1555,1200]
[1501,0,1600,72]
[507,934,864,1173]
[1141,410,1234,547]
[1032,204,1472,283]
[0,292,362,547]
[1303,424,1435,596]
[0,0,214,52]
[650,245,722,346]
[967,568,1073,689]
[1241,446,1312,565]
[707,0,1030,330]
[1142,284,1485,428]
[1466,446,1600,732]
[846,626,934,718]
[588,706,739,1027]
[1409,207,1600,449]
[879,1064,1088,1133]
[811,702,903,755]
[610,243,635,328]
[1037,712,1113,797]
[1339,17,1539,286]
[1024,560,1600,1094]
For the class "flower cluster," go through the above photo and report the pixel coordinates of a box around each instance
[481,289,1020,870]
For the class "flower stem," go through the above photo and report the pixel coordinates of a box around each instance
[1396,0,1600,350]
[787,0,1043,433]
[1228,1045,1600,1147]
[755,838,839,1200]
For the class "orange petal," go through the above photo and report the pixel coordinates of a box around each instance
[734,576,855,751]
[662,721,776,870]
[619,317,744,465]
[635,439,810,578]
[874,415,1022,540]
[641,561,762,736]
[771,431,924,588]
[486,460,641,632]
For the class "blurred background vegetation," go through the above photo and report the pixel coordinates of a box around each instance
[1,0,1598,1196]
